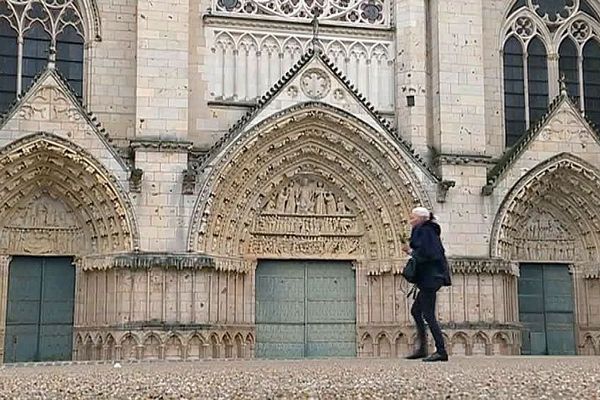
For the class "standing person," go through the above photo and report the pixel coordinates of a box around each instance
[402,207,451,362]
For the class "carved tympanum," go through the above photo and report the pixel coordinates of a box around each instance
[0,192,85,255]
[512,211,577,261]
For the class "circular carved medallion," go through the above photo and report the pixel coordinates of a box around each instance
[300,68,331,100]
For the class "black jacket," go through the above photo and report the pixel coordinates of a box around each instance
[410,220,452,289]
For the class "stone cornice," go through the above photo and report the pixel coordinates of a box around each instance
[202,14,395,40]
[130,138,193,152]
[207,100,256,109]
[75,252,214,271]
[434,153,495,167]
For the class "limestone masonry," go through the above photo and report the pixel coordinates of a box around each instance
[0,0,599,362]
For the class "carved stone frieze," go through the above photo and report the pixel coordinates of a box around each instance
[491,154,600,265]
[0,133,139,255]
[189,104,431,272]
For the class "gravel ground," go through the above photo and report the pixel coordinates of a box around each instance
[0,357,599,399]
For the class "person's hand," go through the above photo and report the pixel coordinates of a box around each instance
[401,243,411,255]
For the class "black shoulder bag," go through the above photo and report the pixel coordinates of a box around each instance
[401,257,417,284]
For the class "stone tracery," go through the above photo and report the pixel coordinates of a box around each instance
[188,103,431,274]
[0,133,138,255]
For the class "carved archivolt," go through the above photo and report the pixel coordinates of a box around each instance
[188,103,431,274]
[0,133,138,255]
[491,153,600,266]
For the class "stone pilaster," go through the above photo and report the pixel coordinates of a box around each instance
[0,256,12,363]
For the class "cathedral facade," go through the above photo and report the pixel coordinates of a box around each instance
[0,0,599,362]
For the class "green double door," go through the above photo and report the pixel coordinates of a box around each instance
[255,260,356,358]
[518,264,576,355]
[4,257,75,363]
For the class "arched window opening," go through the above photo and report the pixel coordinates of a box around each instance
[0,0,91,113]
[504,36,527,147]
[22,23,51,91]
[527,37,549,125]
[558,38,580,103]
[0,19,18,112]
[56,25,84,98]
[583,39,600,126]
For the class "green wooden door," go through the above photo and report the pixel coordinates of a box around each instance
[518,264,575,355]
[255,260,356,358]
[4,257,75,363]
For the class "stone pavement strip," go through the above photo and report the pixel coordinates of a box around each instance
[0,357,599,400]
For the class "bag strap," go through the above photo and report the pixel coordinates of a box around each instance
[406,284,418,300]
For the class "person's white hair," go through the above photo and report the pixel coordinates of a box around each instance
[412,207,430,218]
[412,206,439,222]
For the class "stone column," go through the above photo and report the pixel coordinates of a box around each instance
[0,256,11,363]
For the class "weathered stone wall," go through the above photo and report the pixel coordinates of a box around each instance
[73,266,254,361]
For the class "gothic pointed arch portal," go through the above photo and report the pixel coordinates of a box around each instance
[188,103,432,274]
[491,153,600,268]
[0,133,138,256]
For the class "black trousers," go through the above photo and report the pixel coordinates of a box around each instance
[410,287,446,355]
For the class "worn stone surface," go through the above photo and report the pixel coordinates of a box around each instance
[0,358,599,399]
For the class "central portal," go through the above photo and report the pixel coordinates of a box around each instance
[255,260,356,358]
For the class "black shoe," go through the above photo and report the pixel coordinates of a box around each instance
[422,352,448,362]
[405,349,427,360]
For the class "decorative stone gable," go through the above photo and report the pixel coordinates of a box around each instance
[0,70,129,183]
[241,54,397,143]
[539,108,593,143]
